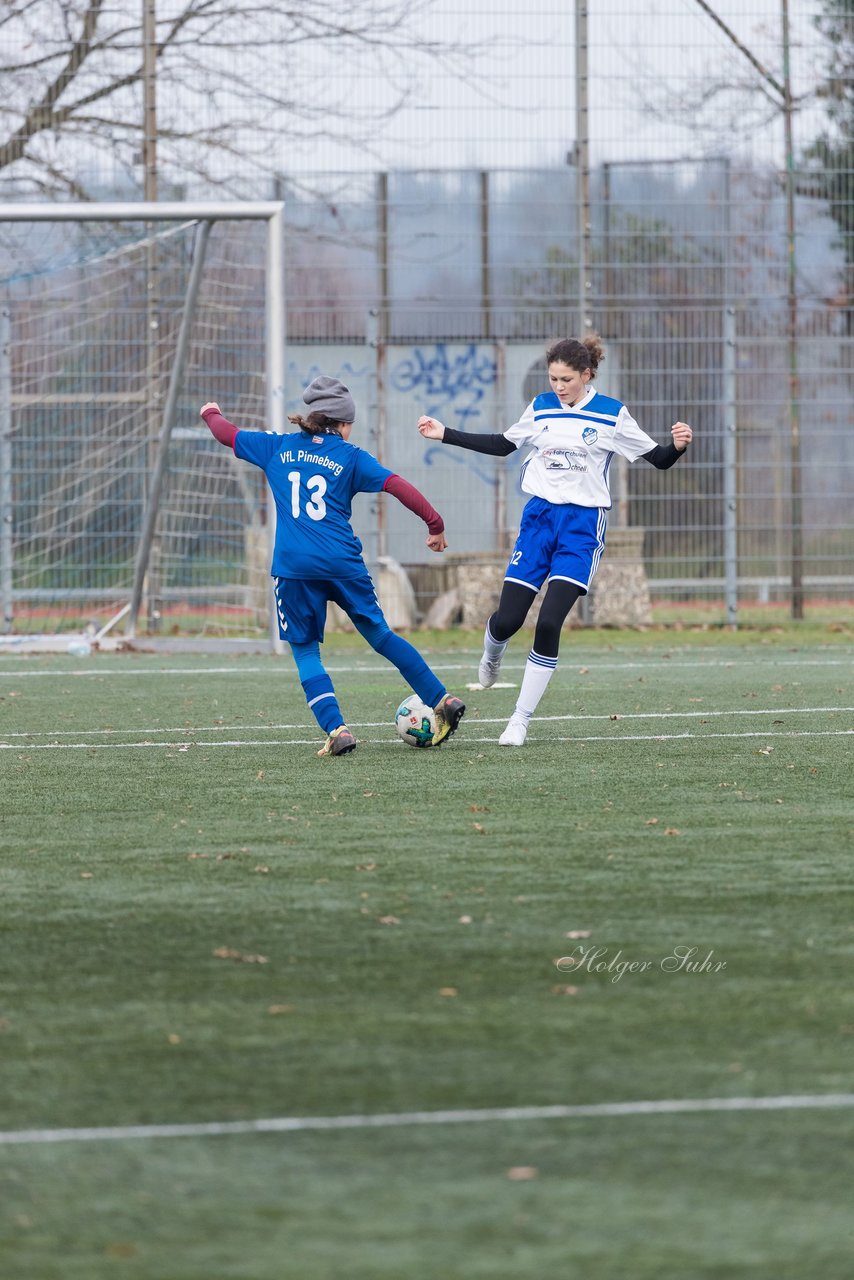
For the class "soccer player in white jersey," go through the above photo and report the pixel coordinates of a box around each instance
[418,336,693,746]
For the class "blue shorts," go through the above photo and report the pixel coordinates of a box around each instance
[274,568,385,645]
[505,497,607,595]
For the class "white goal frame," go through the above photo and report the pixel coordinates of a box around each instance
[0,202,285,651]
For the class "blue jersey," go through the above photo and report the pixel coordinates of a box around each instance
[234,429,392,579]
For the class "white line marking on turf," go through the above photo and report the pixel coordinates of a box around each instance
[2,1094,854,1146]
[1,729,852,751]
[1,706,850,741]
[0,656,852,679]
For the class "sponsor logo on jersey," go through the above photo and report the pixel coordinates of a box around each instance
[582,427,598,444]
[312,435,323,443]
[542,447,588,473]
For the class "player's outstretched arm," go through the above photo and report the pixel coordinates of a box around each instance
[200,402,239,449]
[383,474,447,553]
[642,422,693,470]
[418,414,516,457]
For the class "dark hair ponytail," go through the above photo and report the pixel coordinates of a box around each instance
[287,411,345,436]
[546,334,605,378]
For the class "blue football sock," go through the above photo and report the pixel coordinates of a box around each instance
[290,641,345,733]
[371,628,445,708]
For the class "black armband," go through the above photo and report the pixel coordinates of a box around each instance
[642,442,686,470]
[441,427,517,457]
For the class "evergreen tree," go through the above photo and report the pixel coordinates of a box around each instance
[805,0,854,330]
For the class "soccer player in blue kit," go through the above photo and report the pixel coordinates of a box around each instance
[201,376,465,756]
[418,335,693,746]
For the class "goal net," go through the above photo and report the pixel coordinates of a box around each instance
[0,203,284,652]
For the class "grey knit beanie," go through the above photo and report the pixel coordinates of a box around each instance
[302,375,356,423]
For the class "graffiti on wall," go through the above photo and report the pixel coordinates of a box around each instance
[390,343,497,427]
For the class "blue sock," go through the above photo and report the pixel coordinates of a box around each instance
[290,641,345,734]
[371,628,445,708]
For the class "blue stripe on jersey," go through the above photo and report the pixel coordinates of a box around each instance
[533,409,619,428]
[587,392,622,416]
[532,389,623,423]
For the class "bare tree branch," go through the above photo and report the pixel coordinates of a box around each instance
[0,0,485,195]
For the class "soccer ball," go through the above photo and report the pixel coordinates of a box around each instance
[395,694,438,748]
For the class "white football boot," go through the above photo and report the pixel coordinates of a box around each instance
[478,650,503,688]
[499,716,528,747]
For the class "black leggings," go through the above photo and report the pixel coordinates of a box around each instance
[488,579,582,659]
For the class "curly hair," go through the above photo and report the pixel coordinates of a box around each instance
[545,335,605,378]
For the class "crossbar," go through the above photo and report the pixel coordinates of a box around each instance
[0,202,283,222]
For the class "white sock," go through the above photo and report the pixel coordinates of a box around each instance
[483,619,508,660]
[513,649,558,723]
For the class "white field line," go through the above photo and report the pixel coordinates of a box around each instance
[0,706,851,741]
[1,729,852,752]
[0,656,853,679]
[3,1093,854,1146]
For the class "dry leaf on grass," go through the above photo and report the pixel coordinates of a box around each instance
[377,915,401,925]
[645,817,659,826]
[472,822,486,834]
[212,947,269,964]
[438,987,458,997]
[551,984,579,996]
[268,1004,294,1015]
[355,862,377,872]
[458,915,473,925]
[565,929,591,939]
[664,827,681,836]
[506,1166,538,1181]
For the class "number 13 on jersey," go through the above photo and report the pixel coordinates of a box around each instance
[288,471,327,521]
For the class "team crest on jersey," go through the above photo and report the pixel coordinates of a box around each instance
[582,426,598,444]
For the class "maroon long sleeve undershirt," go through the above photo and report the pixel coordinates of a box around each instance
[383,473,444,535]
[201,407,239,448]
[201,409,443,534]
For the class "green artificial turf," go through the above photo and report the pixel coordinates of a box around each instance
[0,628,852,1277]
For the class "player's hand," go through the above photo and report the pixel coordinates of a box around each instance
[671,421,693,450]
[426,532,448,553]
[200,401,221,417]
[418,415,446,440]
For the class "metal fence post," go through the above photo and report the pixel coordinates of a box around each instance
[0,308,12,633]
[723,306,738,627]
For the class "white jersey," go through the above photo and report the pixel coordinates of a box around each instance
[505,387,657,509]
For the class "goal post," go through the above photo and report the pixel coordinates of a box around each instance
[0,202,285,651]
